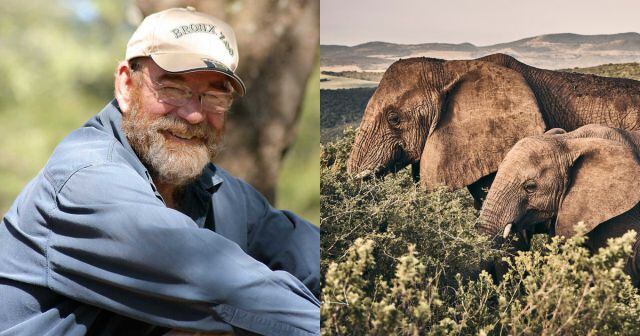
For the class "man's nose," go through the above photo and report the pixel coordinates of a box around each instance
[174,97,206,124]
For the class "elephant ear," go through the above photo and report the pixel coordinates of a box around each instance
[556,138,640,237]
[420,61,546,190]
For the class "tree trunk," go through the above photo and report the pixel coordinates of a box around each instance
[135,0,319,202]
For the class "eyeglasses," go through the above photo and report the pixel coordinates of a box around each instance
[141,76,234,114]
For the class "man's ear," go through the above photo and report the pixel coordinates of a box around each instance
[114,61,135,113]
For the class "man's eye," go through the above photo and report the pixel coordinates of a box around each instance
[159,87,188,98]
[202,92,233,108]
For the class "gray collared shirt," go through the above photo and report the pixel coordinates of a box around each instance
[0,101,320,336]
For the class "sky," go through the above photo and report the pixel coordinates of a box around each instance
[321,0,640,46]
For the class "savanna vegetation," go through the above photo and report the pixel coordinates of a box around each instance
[321,130,640,335]
[320,88,374,143]
[564,62,640,81]
[278,64,320,223]
[321,63,640,335]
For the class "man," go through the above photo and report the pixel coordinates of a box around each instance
[0,7,320,336]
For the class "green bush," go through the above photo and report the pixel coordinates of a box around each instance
[321,129,496,286]
[322,231,640,335]
[321,129,640,335]
[496,227,640,335]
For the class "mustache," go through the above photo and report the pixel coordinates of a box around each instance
[149,114,212,141]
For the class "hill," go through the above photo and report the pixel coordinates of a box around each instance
[321,32,640,71]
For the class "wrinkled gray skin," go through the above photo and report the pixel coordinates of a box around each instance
[347,53,640,209]
[479,125,640,284]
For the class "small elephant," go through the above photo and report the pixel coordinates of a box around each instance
[347,53,640,208]
[478,124,640,284]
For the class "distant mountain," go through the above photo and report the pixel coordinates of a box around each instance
[321,32,640,71]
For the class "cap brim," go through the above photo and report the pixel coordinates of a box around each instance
[151,53,246,96]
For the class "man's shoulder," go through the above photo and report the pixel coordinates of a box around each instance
[43,126,141,191]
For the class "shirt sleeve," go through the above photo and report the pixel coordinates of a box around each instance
[45,162,320,336]
[241,184,320,298]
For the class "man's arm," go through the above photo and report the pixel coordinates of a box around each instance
[46,162,319,336]
[239,183,320,297]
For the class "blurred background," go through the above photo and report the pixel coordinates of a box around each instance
[0,0,319,223]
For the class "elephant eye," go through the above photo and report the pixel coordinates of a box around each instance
[524,180,537,194]
[387,112,401,126]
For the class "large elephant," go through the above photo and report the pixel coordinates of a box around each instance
[347,53,640,208]
[478,125,640,284]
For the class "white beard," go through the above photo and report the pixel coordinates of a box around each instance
[122,100,220,187]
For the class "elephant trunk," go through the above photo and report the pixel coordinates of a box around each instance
[347,122,404,177]
[478,211,507,249]
[477,178,522,245]
[348,122,374,176]
[477,180,526,281]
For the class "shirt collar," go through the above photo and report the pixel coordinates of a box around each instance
[198,164,224,191]
[87,99,224,192]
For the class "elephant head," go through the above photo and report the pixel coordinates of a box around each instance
[478,128,640,245]
[347,57,547,192]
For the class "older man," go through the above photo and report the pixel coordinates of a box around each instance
[0,7,319,336]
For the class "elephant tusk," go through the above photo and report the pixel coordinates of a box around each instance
[503,223,512,239]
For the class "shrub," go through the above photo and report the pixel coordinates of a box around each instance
[322,228,640,335]
[321,128,496,286]
[321,129,640,335]
[496,227,640,335]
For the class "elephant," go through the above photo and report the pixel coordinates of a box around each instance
[347,53,640,209]
[478,124,640,284]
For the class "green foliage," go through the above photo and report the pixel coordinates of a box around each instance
[322,232,640,335]
[496,227,640,335]
[322,237,498,336]
[321,129,495,286]
[563,63,640,81]
[0,0,132,212]
[276,60,320,224]
[321,130,640,335]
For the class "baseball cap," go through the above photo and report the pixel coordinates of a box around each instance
[125,7,246,96]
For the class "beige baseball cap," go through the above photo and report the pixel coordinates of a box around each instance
[126,7,246,96]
